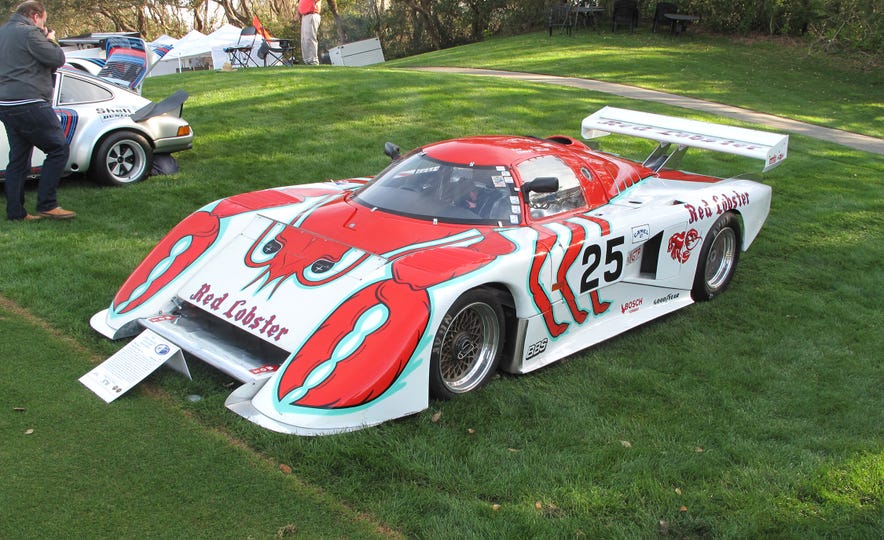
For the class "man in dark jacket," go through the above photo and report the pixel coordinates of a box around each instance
[0,0,75,220]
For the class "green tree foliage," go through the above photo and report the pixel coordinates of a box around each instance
[336,0,882,58]
[0,0,878,56]
[679,0,881,53]
[349,0,545,58]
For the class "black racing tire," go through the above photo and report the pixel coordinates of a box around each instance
[430,289,505,400]
[91,131,153,186]
[691,212,741,301]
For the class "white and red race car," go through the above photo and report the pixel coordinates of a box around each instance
[90,107,787,434]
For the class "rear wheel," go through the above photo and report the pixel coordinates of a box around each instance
[91,131,153,186]
[692,213,741,301]
[430,289,504,400]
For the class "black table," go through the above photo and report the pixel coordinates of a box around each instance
[573,5,605,30]
[664,13,699,35]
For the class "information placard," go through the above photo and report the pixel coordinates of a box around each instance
[80,329,186,403]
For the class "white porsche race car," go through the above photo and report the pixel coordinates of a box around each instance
[1,35,192,185]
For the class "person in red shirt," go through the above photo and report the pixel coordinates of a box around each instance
[297,0,321,65]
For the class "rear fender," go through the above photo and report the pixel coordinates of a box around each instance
[681,179,771,250]
[68,124,155,174]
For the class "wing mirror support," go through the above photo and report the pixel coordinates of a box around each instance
[521,176,559,198]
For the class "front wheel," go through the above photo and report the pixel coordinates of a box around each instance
[691,212,741,301]
[91,131,153,186]
[430,289,504,400]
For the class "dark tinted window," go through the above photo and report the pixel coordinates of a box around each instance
[355,153,521,225]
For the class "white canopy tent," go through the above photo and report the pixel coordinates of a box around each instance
[147,23,292,76]
[208,24,250,69]
[152,34,177,46]
[148,30,212,76]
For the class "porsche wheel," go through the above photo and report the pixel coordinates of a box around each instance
[91,131,153,186]
[692,212,741,301]
[430,289,504,400]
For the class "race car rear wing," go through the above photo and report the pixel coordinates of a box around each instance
[582,106,788,172]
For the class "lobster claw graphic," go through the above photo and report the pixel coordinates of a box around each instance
[275,231,518,409]
[112,210,220,315]
[112,189,320,315]
[277,280,429,408]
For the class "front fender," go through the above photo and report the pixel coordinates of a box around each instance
[92,188,317,339]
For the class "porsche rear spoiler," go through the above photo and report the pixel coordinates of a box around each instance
[131,90,188,122]
[582,106,788,172]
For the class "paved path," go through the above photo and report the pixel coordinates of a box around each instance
[411,67,884,155]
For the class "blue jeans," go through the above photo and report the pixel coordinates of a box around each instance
[1,101,70,220]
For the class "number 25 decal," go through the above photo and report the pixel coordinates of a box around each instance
[580,236,625,293]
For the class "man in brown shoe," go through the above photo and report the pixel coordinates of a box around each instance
[39,206,75,219]
[0,1,74,221]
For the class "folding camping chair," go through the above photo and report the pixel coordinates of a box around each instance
[257,39,297,66]
[611,0,639,32]
[251,15,296,67]
[548,2,574,36]
[223,26,260,68]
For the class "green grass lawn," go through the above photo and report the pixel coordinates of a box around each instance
[390,31,884,139]
[1,32,882,538]
[0,298,385,538]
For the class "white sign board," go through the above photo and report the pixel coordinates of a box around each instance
[80,329,189,403]
[328,37,385,67]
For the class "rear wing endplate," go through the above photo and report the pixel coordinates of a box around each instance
[582,106,788,172]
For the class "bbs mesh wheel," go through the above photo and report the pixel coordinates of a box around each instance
[429,289,504,400]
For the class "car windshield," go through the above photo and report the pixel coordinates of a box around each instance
[354,152,520,225]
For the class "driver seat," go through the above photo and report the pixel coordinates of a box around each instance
[476,190,512,220]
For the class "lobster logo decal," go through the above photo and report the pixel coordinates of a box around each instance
[667,228,701,264]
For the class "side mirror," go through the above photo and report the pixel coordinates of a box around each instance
[384,142,401,161]
[521,176,559,198]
